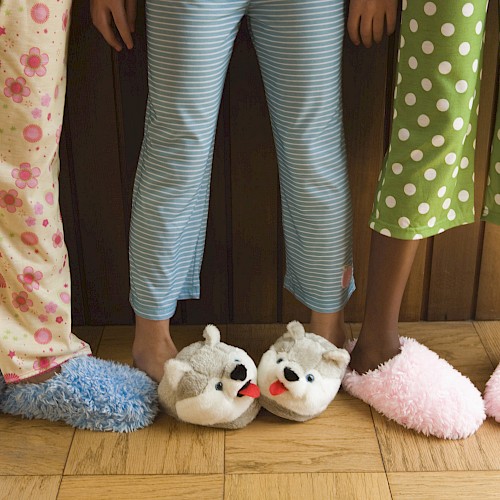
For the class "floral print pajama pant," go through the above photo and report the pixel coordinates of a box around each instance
[0,0,91,382]
[371,0,500,239]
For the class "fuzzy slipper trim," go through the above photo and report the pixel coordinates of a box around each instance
[0,356,158,432]
[484,362,500,422]
[342,337,485,439]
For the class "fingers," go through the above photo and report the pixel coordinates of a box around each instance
[92,8,123,51]
[347,3,362,46]
[385,5,397,36]
[373,12,385,44]
[126,0,137,33]
[112,5,134,49]
[360,10,374,48]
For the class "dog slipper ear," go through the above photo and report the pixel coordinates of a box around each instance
[323,347,350,367]
[284,320,306,340]
[203,324,221,346]
[164,358,192,390]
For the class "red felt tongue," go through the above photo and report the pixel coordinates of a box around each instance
[269,380,288,396]
[238,382,260,398]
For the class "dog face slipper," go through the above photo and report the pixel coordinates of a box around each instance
[158,324,260,429]
[343,337,486,439]
[258,321,350,421]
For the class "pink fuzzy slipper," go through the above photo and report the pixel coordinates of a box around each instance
[484,363,500,422]
[342,337,485,439]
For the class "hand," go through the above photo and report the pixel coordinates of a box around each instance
[347,0,398,48]
[90,0,137,51]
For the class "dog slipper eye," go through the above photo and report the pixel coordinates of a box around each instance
[277,358,284,364]
[306,374,315,383]
[215,382,223,391]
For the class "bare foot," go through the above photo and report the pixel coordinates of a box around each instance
[132,316,178,383]
[309,310,347,347]
[349,336,401,374]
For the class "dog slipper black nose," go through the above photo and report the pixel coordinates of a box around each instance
[231,364,247,381]
[284,367,299,382]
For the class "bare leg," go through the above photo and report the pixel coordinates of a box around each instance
[309,310,347,347]
[132,316,178,383]
[350,231,420,374]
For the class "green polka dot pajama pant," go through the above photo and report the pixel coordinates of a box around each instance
[371,0,500,239]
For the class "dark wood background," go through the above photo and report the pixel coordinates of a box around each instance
[60,0,500,326]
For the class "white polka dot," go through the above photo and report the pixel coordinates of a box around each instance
[438,228,445,234]
[448,209,456,220]
[418,114,430,127]
[497,129,500,141]
[443,198,451,209]
[393,109,398,119]
[453,117,464,130]
[377,190,381,201]
[439,61,452,74]
[404,183,417,196]
[441,23,455,36]
[436,99,449,111]
[380,228,392,237]
[452,166,459,178]
[402,0,407,10]
[399,217,410,229]
[462,3,474,16]
[376,209,380,218]
[437,186,447,198]
[468,96,474,110]
[495,194,500,205]
[410,19,419,32]
[472,59,479,72]
[458,190,469,202]
[467,123,473,135]
[405,93,416,105]
[422,41,434,54]
[455,80,468,93]
[432,135,445,147]
[424,2,437,15]
[399,128,410,141]
[369,221,376,229]
[424,168,437,180]
[428,217,436,227]
[400,35,405,48]
[392,163,403,175]
[421,78,433,91]
[408,56,418,69]
[495,162,500,174]
[386,196,397,208]
[413,234,423,240]
[445,152,457,165]
[476,21,483,35]
[461,157,470,169]
[459,42,471,56]
[397,72,403,84]
[483,207,490,217]
[418,203,430,214]
[411,150,423,161]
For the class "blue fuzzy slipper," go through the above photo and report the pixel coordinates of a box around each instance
[0,356,158,432]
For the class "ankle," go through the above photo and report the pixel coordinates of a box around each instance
[309,310,346,347]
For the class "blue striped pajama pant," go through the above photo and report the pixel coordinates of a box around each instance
[129,0,355,319]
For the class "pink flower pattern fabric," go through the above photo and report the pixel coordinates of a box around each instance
[0,0,91,382]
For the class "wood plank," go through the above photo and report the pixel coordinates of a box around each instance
[475,321,500,365]
[427,0,498,321]
[388,472,500,499]
[225,473,391,500]
[351,322,500,472]
[58,475,223,500]
[476,225,500,319]
[230,21,279,323]
[225,399,384,474]
[65,0,132,325]
[0,476,60,500]
[65,413,224,475]
[0,416,74,476]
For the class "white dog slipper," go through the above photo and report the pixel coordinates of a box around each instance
[258,321,350,421]
[158,325,260,429]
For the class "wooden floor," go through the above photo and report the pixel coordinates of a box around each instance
[2,322,500,500]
